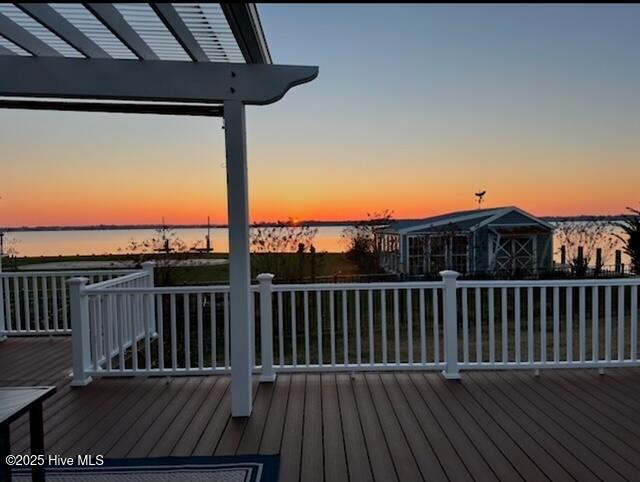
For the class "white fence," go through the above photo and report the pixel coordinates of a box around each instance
[16,269,640,385]
[0,267,139,337]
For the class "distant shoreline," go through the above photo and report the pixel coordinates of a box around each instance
[0,214,628,232]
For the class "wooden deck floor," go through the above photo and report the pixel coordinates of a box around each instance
[3,337,640,481]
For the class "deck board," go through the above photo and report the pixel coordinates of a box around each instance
[2,337,640,481]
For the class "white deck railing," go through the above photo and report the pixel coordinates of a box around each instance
[0,267,139,337]
[29,269,640,386]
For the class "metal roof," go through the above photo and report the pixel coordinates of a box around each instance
[0,3,269,63]
[389,206,555,234]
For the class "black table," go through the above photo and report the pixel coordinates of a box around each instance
[0,387,56,482]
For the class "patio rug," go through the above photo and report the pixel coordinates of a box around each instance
[13,455,280,482]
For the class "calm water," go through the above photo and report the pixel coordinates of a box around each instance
[3,226,349,257]
[1,223,630,264]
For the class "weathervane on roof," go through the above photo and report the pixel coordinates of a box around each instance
[474,189,486,209]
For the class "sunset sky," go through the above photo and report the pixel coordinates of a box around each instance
[1,4,639,227]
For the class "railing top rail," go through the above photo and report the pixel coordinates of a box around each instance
[458,277,640,288]
[271,281,444,291]
[84,285,232,295]
[0,269,138,278]
[84,270,149,290]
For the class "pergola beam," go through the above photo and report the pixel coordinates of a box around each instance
[0,56,318,105]
[0,98,223,117]
[16,3,111,59]
[84,3,158,60]
[151,3,208,62]
[0,11,61,57]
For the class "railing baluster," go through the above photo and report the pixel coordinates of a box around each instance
[540,287,546,364]
[605,286,612,362]
[291,291,297,367]
[406,289,412,365]
[13,277,21,332]
[527,287,533,364]
[210,293,216,369]
[592,286,599,363]
[393,288,400,364]
[304,291,310,367]
[342,289,348,366]
[170,294,177,370]
[32,276,40,332]
[184,294,191,370]
[462,287,469,364]
[488,288,495,365]
[433,289,439,364]
[117,294,125,371]
[131,294,138,372]
[42,276,49,331]
[579,286,586,362]
[3,277,11,332]
[368,289,374,365]
[381,289,387,365]
[197,293,203,369]
[61,277,68,331]
[144,294,151,371]
[631,286,638,361]
[476,287,482,363]
[419,288,426,364]
[356,290,361,366]
[23,276,30,332]
[566,287,573,363]
[317,291,323,366]
[224,292,230,369]
[157,294,164,371]
[105,294,113,371]
[501,287,508,364]
[51,277,59,332]
[330,290,336,366]
[277,291,284,367]
[515,287,521,364]
[618,286,625,361]
[553,287,559,363]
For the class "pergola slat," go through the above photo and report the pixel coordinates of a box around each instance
[221,3,271,64]
[84,3,158,60]
[0,11,61,56]
[0,44,17,55]
[150,3,208,62]
[16,3,111,59]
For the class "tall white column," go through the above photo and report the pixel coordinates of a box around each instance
[224,100,253,417]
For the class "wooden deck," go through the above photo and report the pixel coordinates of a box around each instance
[2,337,640,481]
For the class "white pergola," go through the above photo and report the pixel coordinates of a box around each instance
[0,2,317,417]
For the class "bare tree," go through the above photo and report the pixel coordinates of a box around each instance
[615,204,640,274]
[555,220,620,276]
[250,218,320,281]
[119,225,203,285]
[342,210,394,274]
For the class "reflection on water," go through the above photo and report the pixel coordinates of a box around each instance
[4,226,349,257]
[1,223,631,264]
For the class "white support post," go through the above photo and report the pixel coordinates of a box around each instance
[141,261,157,335]
[68,277,92,387]
[224,99,253,417]
[0,256,6,341]
[257,273,276,382]
[441,270,461,380]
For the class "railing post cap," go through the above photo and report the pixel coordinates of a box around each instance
[257,273,275,282]
[66,276,89,286]
[141,261,156,268]
[439,270,460,279]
